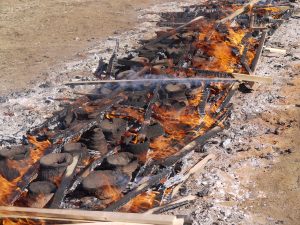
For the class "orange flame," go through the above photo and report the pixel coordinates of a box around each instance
[2,218,45,225]
[120,191,158,213]
[0,136,51,205]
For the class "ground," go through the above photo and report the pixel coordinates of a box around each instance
[0,0,299,224]
[0,0,170,95]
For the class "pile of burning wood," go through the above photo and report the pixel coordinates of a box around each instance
[0,0,295,224]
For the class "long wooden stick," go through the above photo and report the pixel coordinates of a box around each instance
[217,0,260,23]
[65,74,272,86]
[145,195,196,214]
[50,154,80,208]
[62,223,155,225]
[0,206,178,225]
[251,31,267,73]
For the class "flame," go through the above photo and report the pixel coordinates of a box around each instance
[194,21,253,73]
[120,191,158,213]
[0,136,51,205]
[108,107,145,122]
[2,219,45,225]
[100,173,124,205]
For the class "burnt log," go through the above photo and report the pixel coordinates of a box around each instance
[68,146,121,195]
[63,142,88,159]
[0,146,30,160]
[100,118,127,142]
[85,128,108,155]
[105,152,139,178]
[0,160,20,181]
[145,123,164,139]
[28,181,56,195]
[122,138,150,156]
[104,168,171,211]
[106,152,135,167]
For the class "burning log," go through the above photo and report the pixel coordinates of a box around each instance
[67,146,120,194]
[82,170,130,206]
[0,146,30,160]
[27,181,56,208]
[251,31,268,73]
[104,152,139,179]
[122,138,150,156]
[217,0,260,23]
[161,126,223,167]
[104,169,171,211]
[145,195,196,214]
[100,118,127,143]
[145,123,164,139]
[81,128,108,155]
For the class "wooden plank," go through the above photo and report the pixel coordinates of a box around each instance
[251,31,267,73]
[61,223,155,225]
[217,0,260,23]
[231,73,272,84]
[145,195,196,214]
[50,154,80,208]
[0,206,177,225]
[65,74,272,86]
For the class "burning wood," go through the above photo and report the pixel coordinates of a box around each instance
[0,0,295,224]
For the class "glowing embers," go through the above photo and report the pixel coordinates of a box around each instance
[0,137,51,205]
[193,21,256,73]
[121,191,159,213]
[1,218,45,225]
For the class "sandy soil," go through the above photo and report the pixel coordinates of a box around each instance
[0,0,170,95]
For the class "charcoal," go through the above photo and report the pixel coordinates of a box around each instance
[0,145,30,160]
[122,137,150,155]
[82,170,130,199]
[28,181,57,195]
[146,122,165,139]
[0,160,20,181]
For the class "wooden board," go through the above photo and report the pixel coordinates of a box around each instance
[0,206,179,225]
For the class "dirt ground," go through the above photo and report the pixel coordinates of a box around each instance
[0,0,171,95]
[0,0,299,224]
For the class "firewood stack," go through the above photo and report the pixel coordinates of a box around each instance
[0,0,295,224]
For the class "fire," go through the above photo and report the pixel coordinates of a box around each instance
[2,218,45,225]
[194,21,253,73]
[120,191,158,213]
[0,136,51,205]
[108,107,145,122]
